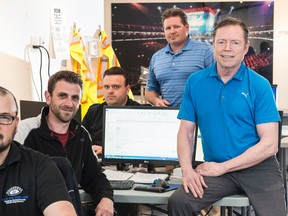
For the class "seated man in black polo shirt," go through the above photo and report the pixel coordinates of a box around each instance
[0,86,77,216]
[82,66,141,156]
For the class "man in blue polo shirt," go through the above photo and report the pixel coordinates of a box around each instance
[168,17,286,216]
[145,7,214,107]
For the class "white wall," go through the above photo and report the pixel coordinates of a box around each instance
[1,0,288,111]
[273,0,288,111]
[0,0,104,108]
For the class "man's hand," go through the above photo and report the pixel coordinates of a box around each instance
[95,198,114,216]
[182,168,208,198]
[92,145,102,155]
[154,98,171,107]
[195,162,225,177]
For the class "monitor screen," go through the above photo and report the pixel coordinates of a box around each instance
[192,126,205,168]
[102,106,180,166]
[271,84,277,106]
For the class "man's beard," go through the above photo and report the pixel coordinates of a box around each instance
[50,103,77,123]
[0,127,16,154]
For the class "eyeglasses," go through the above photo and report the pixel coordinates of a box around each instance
[0,115,17,125]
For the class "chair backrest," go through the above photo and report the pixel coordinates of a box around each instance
[277,110,284,162]
[51,157,84,216]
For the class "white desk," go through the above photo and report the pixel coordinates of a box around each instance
[80,180,181,205]
[82,139,288,206]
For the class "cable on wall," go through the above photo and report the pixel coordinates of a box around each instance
[32,45,51,101]
[33,45,51,78]
[39,45,50,77]
[33,46,44,101]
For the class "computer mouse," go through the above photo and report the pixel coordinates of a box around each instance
[153,178,169,188]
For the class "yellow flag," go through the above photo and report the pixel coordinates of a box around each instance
[92,30,133,103]
[70,29,97,119]
[70,29,134,120]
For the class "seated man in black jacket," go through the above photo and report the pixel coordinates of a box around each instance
[82,66,141,156]
[23,71,114,216]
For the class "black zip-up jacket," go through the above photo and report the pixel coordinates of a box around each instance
[24,107,113,205]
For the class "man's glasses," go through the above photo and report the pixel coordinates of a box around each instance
[0,115,17,125]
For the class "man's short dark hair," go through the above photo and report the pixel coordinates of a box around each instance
[212,17,249,44]
[161,7,188,26]
[0,86,18,116]
[103,67,130,87]
[47,70,83,95]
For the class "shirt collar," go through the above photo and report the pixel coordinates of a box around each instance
[0,141,21,169]
[209,61,246,81]
[165,37,191,54]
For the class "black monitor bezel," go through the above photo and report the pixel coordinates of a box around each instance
[192,125,204,169]
[102,105,180,166]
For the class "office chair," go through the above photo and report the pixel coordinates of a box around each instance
[276,110,287,204]
[51,157,84,216]
[212,110,284,216]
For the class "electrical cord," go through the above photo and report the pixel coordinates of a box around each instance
[35,46,43,101]
[39,45,50,77]
[33,45,51,77]
[32,45,51,101]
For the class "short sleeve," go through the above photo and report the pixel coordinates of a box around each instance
[35,155,71,211]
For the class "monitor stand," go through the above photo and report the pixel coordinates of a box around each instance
[148,164,175,175]
[147,164,156,173]
[134,164,171,174]
[116,162,129,171]
[135,164,156,173]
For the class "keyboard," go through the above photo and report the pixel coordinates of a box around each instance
[109,180,135,190]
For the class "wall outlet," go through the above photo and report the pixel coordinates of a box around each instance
[30,36,45,47]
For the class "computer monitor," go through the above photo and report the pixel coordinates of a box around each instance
[102,106,180,169]
[271,84,277,106]
[192,126,205,168]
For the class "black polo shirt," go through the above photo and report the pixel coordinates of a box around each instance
[0,141,71,216]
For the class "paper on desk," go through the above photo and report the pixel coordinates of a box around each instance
[129,172,169,184]
[103,169,134,181]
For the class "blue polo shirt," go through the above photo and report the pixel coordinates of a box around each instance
[178,62,279,162]
[146,37,214,107]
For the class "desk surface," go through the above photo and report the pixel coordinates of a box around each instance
[80,185,176,204]
[80,179,181,204]
[83,140,288,206]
